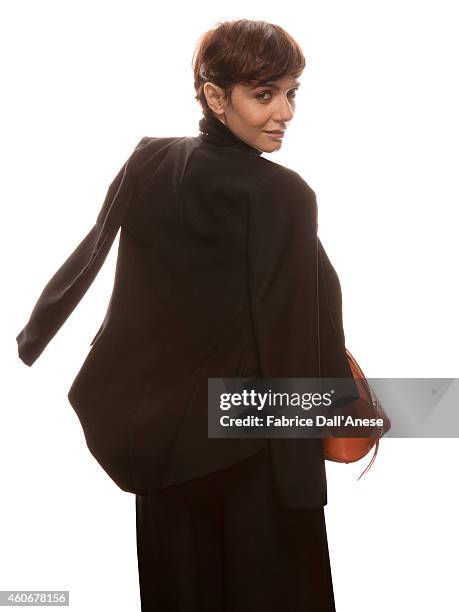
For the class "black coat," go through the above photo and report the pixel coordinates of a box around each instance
[16,113,358,508]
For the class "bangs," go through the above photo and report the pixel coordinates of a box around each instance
[231,25,305,85]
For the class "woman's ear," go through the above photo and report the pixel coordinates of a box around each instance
[203,81,227,115]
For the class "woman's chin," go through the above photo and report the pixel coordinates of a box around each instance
[262,141,282,153]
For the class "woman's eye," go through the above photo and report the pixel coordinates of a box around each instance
[255,90,272,102]
[255,89,298,103]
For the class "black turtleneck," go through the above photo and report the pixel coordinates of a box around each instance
[198,113,263,156]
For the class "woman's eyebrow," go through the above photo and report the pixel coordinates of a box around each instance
[252,81,301,89]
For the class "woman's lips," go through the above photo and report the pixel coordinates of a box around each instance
[264,131,285,140]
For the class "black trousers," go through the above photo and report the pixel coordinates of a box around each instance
[135,446,336,612]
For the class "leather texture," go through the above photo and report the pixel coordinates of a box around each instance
[323,349,391,479]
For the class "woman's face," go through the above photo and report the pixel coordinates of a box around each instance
[206,75,301,153]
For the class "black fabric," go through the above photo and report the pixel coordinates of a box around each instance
[135,446,336,612]
[16,114,359,508]
[198,113,263,155]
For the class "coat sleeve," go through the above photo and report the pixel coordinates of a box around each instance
[15,137,148,367]
[247,168,359,405]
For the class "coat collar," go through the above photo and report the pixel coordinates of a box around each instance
[198,113,263,156]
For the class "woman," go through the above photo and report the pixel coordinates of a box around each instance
[16,19,358,612]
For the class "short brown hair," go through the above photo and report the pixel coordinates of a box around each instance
[192,19,306,118]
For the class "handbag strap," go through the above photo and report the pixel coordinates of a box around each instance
[316,240,384,479]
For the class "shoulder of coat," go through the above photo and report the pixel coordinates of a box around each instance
[251,159,316,200]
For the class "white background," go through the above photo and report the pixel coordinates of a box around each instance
[3,1,459,611]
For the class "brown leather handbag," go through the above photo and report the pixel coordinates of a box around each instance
[323,348,391,479]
